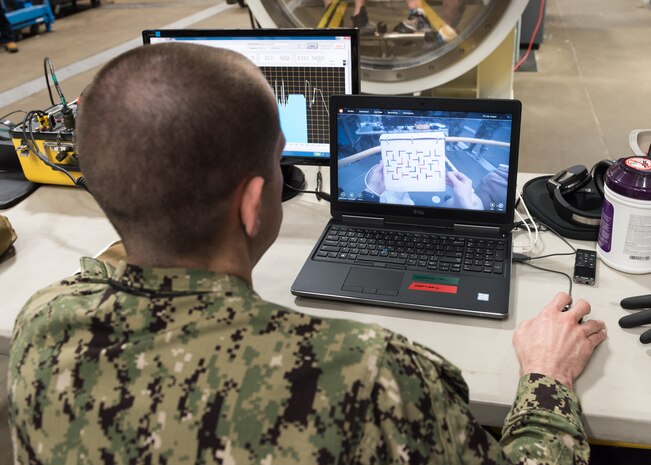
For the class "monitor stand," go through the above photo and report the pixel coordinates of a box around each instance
[281,163,305,202]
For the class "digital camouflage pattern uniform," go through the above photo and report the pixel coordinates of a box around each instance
[9,258,589,465]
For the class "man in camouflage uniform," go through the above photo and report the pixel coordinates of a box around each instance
[8,43,607,465]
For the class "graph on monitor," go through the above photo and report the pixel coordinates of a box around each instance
[263,66,345,147]
[142,29,359,164]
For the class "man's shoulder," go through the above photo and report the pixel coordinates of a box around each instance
[258,303,462,387]
[25,256,107,297]
[253,296,397,352]
[14,258,113,333]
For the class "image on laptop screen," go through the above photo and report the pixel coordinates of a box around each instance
[335,107,514,213]
[143,29,359,165]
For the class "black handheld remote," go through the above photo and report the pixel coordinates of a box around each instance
[573,249,597,286]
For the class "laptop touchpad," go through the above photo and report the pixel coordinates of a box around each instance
[342,267,403,296]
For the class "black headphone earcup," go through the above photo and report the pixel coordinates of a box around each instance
[592,159,615,198]
[551,174,602,226]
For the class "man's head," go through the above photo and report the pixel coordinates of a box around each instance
[78,43,284,269]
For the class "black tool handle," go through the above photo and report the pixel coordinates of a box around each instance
[619,308,651,328]
[640,329,651,344]
[620,294,651,310]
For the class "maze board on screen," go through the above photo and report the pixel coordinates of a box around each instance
[380,132,447,192]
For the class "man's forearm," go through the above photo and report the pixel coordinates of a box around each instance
[500,373,589,465]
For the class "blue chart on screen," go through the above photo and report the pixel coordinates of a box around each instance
[263,66,345,146]
[278,94,308,143]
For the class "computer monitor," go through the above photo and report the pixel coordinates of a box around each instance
[142,28,360,199]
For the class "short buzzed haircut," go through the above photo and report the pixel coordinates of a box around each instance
[77,43,281,256]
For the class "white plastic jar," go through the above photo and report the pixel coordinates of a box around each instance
[597,156,651,274]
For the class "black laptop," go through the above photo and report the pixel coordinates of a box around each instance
[291,95,521,319]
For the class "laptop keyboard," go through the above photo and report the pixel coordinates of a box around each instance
[314,225,507,275]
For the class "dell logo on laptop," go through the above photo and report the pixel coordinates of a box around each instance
[413,209,425,215]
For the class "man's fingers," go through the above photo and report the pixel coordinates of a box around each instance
[447,171,461,185]
[581,319,606,336]
[544,292,572,314]
[568,299,591,321]
[587,328,608,348]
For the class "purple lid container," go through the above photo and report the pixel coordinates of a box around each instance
[605,156,651,201]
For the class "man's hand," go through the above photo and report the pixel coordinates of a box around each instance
[446,171,475,209]
[513,292,607,390]
[366,162,386,196]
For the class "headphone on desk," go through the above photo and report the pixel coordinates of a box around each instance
[545,160,614,226]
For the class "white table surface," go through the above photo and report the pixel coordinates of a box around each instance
[1,169,650,444]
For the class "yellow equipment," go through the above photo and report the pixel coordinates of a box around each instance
[10,102,81,186]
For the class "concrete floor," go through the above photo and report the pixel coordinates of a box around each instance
[515,0,651,173]
[1,0,651,462]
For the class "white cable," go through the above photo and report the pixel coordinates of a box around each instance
[519,191,539,248]
[514,208,534,252]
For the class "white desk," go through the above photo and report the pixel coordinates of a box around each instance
[1,170,650,444]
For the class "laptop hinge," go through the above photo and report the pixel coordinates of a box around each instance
[342,215,384,226]
[454,223,505,237]
[386,217,453,230]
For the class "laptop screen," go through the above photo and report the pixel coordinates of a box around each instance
[335,106,514,214]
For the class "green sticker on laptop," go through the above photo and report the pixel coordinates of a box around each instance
[411,274,460,285]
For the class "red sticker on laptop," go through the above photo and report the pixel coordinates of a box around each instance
[409,274,459,294]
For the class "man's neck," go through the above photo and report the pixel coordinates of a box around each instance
[125,243,255,288]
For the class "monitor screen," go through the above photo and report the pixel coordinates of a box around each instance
[143,28,360,165]
[335,106,515,214]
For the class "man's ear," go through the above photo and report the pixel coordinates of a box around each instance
[240,176,266,238]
